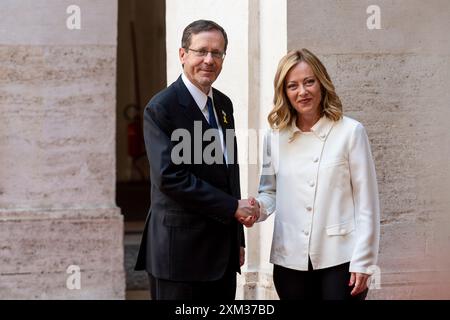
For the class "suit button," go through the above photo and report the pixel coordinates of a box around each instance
[313,157,319,163]
[309,181,315,187]
[320,133,326,139]
[306,206,312,211]
[303,230,309,236]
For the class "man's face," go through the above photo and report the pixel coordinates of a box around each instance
[179,30,226,94]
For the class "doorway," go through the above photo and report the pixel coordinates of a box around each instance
[116,0,166,299]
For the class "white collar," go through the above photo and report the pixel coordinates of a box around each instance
[181,73,213,111]
[288,115,335,142]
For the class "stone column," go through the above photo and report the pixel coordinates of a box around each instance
[243,0,287,300]
[0,0,125,299]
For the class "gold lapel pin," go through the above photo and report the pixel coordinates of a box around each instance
[221,110,228,124]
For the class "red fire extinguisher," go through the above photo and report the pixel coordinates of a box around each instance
[127,116,143,158]
[124,104,144,159]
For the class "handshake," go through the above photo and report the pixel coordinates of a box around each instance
[234,197,260,228]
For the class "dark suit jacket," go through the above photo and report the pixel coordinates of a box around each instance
[135,76,244,282]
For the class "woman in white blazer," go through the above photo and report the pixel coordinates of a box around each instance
[254,49,380,300]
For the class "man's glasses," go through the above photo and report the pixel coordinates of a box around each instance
[187,48,226,60]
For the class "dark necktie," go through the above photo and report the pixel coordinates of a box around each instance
[207,96,219,129]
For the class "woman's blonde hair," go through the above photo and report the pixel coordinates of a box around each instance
[268,49,343,130]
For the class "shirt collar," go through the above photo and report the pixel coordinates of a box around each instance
[181,73,213,111]
[288,115,334,142]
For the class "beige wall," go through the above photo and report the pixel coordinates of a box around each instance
[116,0,166,182]
[287,0,450,298]
[0,0,124,299]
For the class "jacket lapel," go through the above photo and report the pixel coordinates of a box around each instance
[174,76,210,128]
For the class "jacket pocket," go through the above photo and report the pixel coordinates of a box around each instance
[163,212,206,229]
[326,219,355,236]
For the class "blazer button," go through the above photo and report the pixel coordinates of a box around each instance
[303,230,309,236]
[306,206,312,211]
[309,181,315,187]
[313,157,319,163]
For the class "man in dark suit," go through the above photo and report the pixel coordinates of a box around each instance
[135,20,258,300]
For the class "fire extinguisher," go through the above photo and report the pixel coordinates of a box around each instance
[127,117,143,158]
[124,104,144,158]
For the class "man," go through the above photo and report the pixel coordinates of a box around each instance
[135,20,258,300]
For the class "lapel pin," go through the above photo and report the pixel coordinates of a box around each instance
[221,110,228,124]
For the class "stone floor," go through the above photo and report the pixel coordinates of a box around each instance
[117,181,151,299]
[124,220,150,300]
[126,290,150,300]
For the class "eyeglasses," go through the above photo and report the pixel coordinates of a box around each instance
[187,48,226,60]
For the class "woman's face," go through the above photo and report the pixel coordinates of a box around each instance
[285,61,322,119]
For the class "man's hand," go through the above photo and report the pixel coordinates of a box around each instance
[235,197,260,227]
[349,272,370,296]
[240,247,245,266]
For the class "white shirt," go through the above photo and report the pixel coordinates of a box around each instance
[181,73,227,164]
[257,116,380,273]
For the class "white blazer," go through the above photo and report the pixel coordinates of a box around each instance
[256,116,380,273]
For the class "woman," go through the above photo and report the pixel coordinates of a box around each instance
[255,49,380,300]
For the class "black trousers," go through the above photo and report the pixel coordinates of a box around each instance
[273,259,368,300]
[148,265,237,300]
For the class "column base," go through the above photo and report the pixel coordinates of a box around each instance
[0,208,125,299]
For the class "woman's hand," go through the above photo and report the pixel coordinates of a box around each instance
[349,272,370,296]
